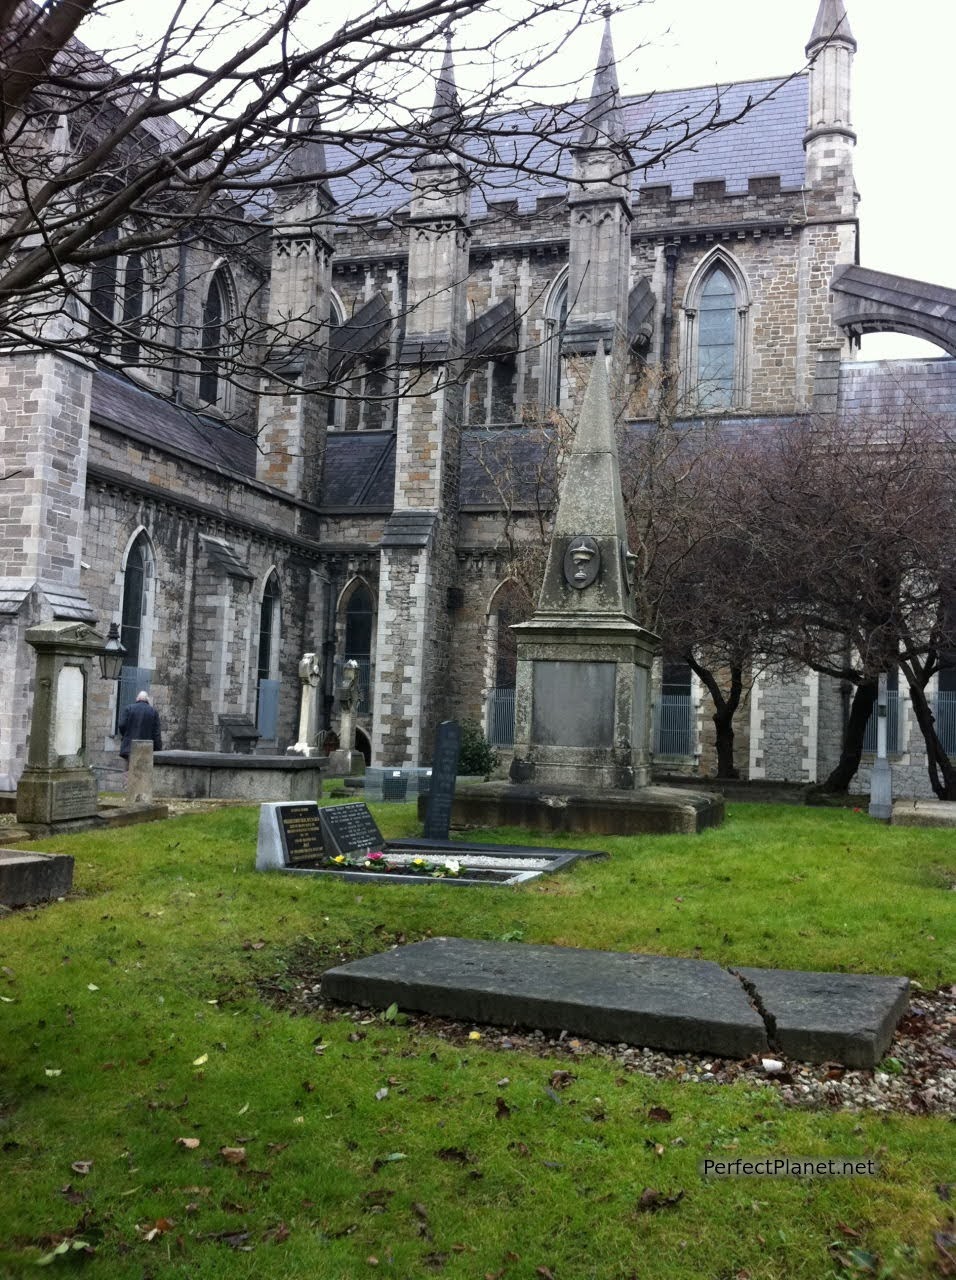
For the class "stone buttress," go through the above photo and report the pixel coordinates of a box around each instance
[372,40,469,766]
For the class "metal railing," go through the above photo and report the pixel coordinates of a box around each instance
[653,693,694,757]
[936,691,956,755]
[487,687,516,747]
[862,690,900,754]
[256,678,280,741]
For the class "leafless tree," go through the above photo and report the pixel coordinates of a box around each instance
[753,409,956,799]
[0,0,802,419]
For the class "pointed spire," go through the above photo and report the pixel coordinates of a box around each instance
[286,83,329,184]
[806,0,855,55]
[429,31,459,128]
[576,10,624,148]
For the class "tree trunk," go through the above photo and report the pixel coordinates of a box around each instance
[814,679,876,794]
[906,681,955,800]
[689,657,742,780]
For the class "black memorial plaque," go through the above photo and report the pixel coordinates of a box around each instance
[278,803,325,866]
[319,803,385,858]
[423,720,462,841]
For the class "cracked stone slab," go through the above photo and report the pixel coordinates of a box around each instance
[736,968,910,1068]
[323,937,768,1059]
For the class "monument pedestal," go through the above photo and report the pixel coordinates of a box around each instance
[15,766,98,826]
[420,781,724,837]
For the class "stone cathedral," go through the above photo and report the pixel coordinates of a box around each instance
[1,0,955,798]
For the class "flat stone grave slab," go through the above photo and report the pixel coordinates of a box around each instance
[735,967,910,1069]
[256,803,605,886]
[891,799,956,829]
[323,937,768,1058]
[323,938,912,1066]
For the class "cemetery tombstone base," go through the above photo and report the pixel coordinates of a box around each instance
[0,849,74,907]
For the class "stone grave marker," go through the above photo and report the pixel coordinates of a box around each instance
[423,720,461,840]
[319,802,385,859]
[256,801,324,870]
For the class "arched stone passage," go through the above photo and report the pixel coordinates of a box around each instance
[831,265,956,357]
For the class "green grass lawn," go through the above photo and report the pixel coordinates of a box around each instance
[0,802,953,1279]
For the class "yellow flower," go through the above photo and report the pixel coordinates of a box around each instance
[331,855,346,864]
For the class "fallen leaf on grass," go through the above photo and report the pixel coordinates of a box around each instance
[175,1137,200,1150]
[192,1054,208,1067]
[535,1267,557,1279]
[370,1152,406,1173]
[70,1161,92,1176]
[549,1070,575,1090]
[58,1185,87,1205]
[44,1069,62,1078]
[835,1222,862,1240]
[495,1097,511,1119]
[647,1106,672,1123]
[237,1102,249,1116]
[266,1142,289,1157]
[36,1239,94,1266]
[219,1147,247,1165]
[508,1141,530,1157]
[264,1222,290,1244]
[138,1218,175,1242]
[242,939,267,951]
[375,1088,389,1101]
[436,1147,473,1165]
[637,1187,685,1213]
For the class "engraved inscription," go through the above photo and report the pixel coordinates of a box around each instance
[319,803,384,858]
[277,803,325,866]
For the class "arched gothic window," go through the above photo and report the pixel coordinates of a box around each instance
[198,269,231,406]
[88,229,148,364]
[343,582,374,714]
[542,273,569,411]
[256,573,282,741]
[116,530,155,725]
[679,251,751,412]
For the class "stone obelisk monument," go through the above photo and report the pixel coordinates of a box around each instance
[510,355,656,789]
[446,356,724,835]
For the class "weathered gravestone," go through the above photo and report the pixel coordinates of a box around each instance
[256,801,324,870]
[127,740,154,805]
[423,720,461,841]
[319,802,385,859]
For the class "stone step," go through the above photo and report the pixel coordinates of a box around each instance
[323,938,910,1067]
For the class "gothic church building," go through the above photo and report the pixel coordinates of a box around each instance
[1,0,954,796]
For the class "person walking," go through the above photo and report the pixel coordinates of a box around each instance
[118,690,162,767]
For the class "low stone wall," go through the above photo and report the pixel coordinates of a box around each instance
[154,751,324,801]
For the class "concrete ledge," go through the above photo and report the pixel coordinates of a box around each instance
[154,752,325,801]
[891,798,956,828]
[0,850,74,906]
[323,937,767,1059]
[419,782,724,836]
[3,803,168,842]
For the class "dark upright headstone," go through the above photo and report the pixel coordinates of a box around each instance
[423,720,462,840]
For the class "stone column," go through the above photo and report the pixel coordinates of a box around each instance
[869,672,893,821]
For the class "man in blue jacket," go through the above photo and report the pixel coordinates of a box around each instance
[118,691,162,766]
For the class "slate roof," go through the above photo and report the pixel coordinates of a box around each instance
[320,431,395,507]
[837,357,956,416]
[326,75,807,221]
[90,372,258,477]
